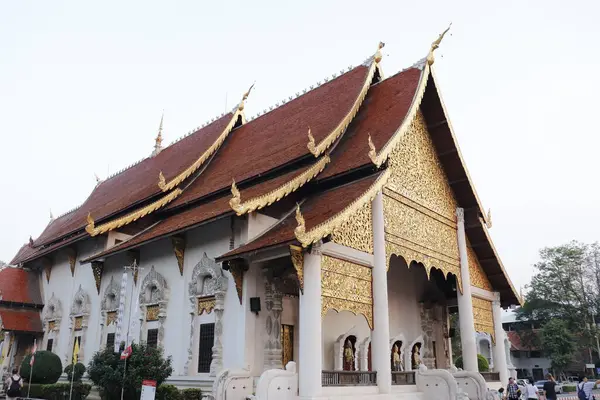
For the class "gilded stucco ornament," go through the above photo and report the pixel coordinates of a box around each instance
[158,84,253,192]
[197,297,216,315]
[229,155,330,216]
[289,245,304,293]
[467,245,492,291]
[472,297,495,342]
[91,261,104,294]
[321,256,373,329]
[171,235,186,276]
[295,169,390,247]
[85,188,182,237]
[306,42,384,157]
[331,201,374,254]
[368,134,377,164]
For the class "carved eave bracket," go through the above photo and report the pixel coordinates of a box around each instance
[289,245,304,294]
[171,235,186,276]
[66,247,77,277]
[41,257,53,284]
[295,169,391,247]
[91,261,104,294]
[157,84,253,192]
[224,259,248,304]
[229,155,330,216]
[307,42,385,158]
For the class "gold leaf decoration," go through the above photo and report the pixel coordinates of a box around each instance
[368,134,377,164]
[74,316,83,331]
[91,261,104,295]
[197,297,216,315]
[227,259,247,305]
[146,305,160,321]
[171,235,186,276]
[331,201,374,254]
[472,297,495,343]
[289,245,304,293]
[321,256,373,329]
[158,171,166,190]
[106,311,117,325]
[467,245,492,291]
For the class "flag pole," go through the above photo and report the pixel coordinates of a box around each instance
[68,354,76,400]
[27,338,36,398]
[121,260,138,400]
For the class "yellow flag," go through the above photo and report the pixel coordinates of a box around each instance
[73,339,80,364]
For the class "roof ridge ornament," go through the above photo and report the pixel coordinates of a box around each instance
[158,171,166,190]
[85,213,95,235]
[368,134,377,164]
[236,82,255,112]
[486,208,493,229]
[294,204,306,237]
[152,112,164,156]
[229,179,241,210]
[427,23,452,66]
[307,127,317,156]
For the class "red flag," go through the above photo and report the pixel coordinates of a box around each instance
[120,345,132,360]
[29,341,37,366]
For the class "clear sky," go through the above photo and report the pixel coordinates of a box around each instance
[1,0,598,291]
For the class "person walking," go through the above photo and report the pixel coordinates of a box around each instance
[524,379,539,400]
[577,375,600,400]
[542,374,557,400]
[507,377,521,400]
[4,368,23,400]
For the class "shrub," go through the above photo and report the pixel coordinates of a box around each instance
[454,354,490,372]
[88,343,173,400]
[22,382,91,400]
[181,388,202,400]
[22,383,45,398]
[21,350,63,384]
[65,363,87,382]
[156,384,182,400]
[563,384,576,392]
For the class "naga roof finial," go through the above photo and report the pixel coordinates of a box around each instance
[486,208,493,229]
[229,179,241,210]
[307,127,317,156]
[85,213,95,235]
[238,82,255,112]
[294,204,306,236]
[368,134,377,164]
[427,23,452,66]
[153,112,164,156]
[374,42,385,64]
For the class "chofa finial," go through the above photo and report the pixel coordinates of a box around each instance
[486,208,492,229]
[368,134,377,164]
[85,213,95,235]
[229,179,241,210]
[427,23,452,66]
[374,42,385,64]
[238,83,255,112]
[153,112,164,156]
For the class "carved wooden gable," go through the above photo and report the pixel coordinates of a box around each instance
[383,111,460,280]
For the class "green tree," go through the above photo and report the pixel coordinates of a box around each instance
[20,350,63,384]
[88,343,173,400]
[541,319,576,375]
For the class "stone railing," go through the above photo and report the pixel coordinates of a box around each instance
[480,372,500,382]
[450,367,499,400]
[321,370,377,386]
[415,365,459,400]
[391,371,416,385]
[254,361,298,400]
[206,368,253,400]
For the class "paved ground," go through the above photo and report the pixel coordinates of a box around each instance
[557,389,600,398]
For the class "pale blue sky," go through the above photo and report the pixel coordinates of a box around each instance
[1,0,598,289]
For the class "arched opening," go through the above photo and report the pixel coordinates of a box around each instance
[411,342,422,370]
[343,335,357,371]
[391,340,404,371]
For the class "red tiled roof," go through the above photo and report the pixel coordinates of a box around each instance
[320,67,422,179]
[168,66,370,210]
[11,232,87,265]
[507,330,540,351]
[0,267,43,305]
[0,307,43,332]
[34,114,234,246]
[219,173,381,259]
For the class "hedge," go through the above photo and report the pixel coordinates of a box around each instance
[180,388,202,400]
[20,351,63,384]
[454,354,490,372]
[22,382,91,400]
[563,384,576,392]
[154,385,201,400]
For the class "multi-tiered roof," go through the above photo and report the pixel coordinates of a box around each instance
[10,30,519,306]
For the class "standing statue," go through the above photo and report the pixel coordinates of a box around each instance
[412,343,421,370]
[392,344,403,371]
[343,339,354,371]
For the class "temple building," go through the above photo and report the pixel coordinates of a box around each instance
[2,30,519,400]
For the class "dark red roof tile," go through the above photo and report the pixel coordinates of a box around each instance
[0,267,43,305]
[0,307,43,332]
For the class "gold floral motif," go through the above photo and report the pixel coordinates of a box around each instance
[467,245,492,291]
[91,261,104,295]
[48,320,56,331]
[281,324,294,366]
[230,155,330,216]
[296,169,390,247]
[197,297,216,315]
[227,259,247,305]
[86,189,182,237]
[386,111,458,219]
[158,86,251,192]
[321,256,373,329]
[74,316,83,331]
[171,235,186,276]
[146,305,160,321]
[472,297,495,342]
[307,43,383,157]
[289,245,304,293]
[106,311,117,325]
[331,201,374,254]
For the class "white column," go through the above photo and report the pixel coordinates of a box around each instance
[372,191,392,393]
[298,244,322,399]
[456,207,478,372]
[492,294,509,384]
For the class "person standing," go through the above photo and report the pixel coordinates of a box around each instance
[507,377,521,400]
[543,374,557,400]
[4,368,22,400]
[577,375,600,400]
[524,380,539,399]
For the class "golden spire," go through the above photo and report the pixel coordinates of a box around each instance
[294,204,306,236]
[374,42,385,64]
[486,208,493,229]
[427,23,452,66]
[238,83,255,112]
[85,213,96,235]
[158,171,166,190]
[307,127,317,156]
[229,179,241,209]
[153,112,164,156]
[368,134,377,164]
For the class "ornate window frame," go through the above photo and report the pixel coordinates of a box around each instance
[138,266,169,348]
[68,285,91,365]
[185,253,228,376]
[100,275,121,350]
[42,293,63,354]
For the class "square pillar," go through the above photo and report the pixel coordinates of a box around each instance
[298,244,322,399]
